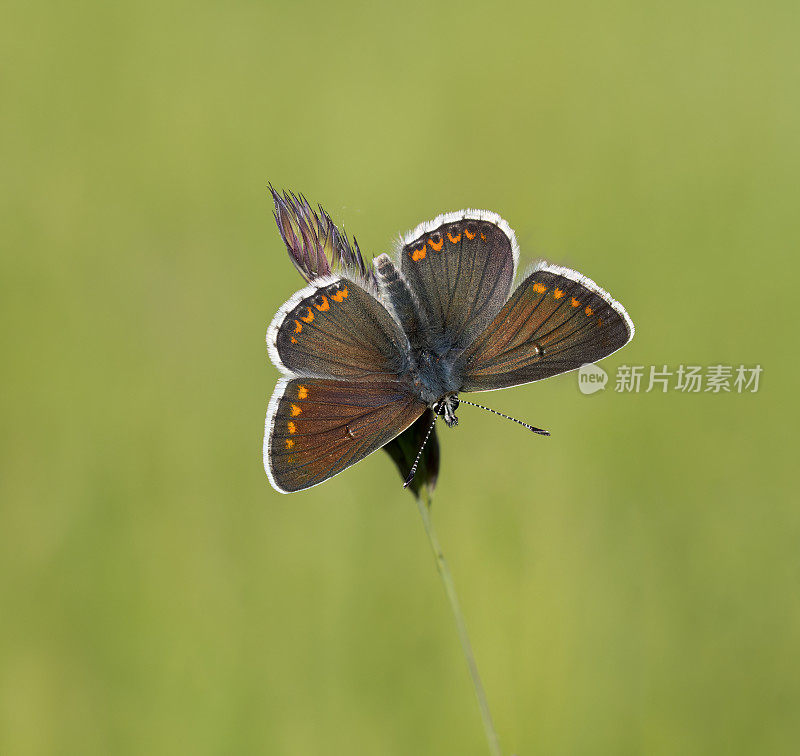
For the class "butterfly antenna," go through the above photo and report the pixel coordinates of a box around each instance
[403,414,437,489]
[458,399,550,436]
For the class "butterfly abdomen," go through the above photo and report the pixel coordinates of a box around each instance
[374,254,431,348]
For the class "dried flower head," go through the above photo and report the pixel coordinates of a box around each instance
[270,185,374,289]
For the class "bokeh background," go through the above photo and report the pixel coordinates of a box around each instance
[2,0,796,753]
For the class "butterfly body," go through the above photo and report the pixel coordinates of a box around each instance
[398,344,461,406]
[264,202,634,494]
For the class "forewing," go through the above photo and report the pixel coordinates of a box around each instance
[264,377,426,493]
[457,264,634,391]
[399,211,517,347]
[267,276,409,380]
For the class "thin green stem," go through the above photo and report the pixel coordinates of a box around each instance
[417,486,502,756]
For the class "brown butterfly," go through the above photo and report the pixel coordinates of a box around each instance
[264,193,634,493]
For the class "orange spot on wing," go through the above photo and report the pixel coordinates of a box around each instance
[297,385,308,399]
[315,295,329,311]
[290,404,302,417]
[585,305,593,316]
[287,421,296,434]
[553,287,565,299]
[294,320,302,333]
[571,297,581,307]
[429,236,444,251]
[532,282,547,294]
[480,232,487,242]
[285,438,294,449]
[464,228,476,240]
[300,308,314,323]
[290,337,298,344]
[597,317,603,327]
[331,288,349,302]
[447,231,461,244]
[411,246,426,261]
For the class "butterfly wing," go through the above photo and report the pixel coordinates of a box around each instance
[265,377,426,493]
[268,275,410,380]
[457,263,634,391]
[399,212,517,347]
[265,276,425,492]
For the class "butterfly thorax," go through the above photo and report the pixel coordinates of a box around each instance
[402,350,461,425]
[403,345,461,403]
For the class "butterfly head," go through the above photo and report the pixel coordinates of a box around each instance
[433,393,460,427]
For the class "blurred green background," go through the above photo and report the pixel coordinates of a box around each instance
[1,0,796,753]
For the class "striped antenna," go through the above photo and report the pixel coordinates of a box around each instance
[458,399,550,436]
[403,414,438,488]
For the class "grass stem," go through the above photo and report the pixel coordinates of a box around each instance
[417,486,502,756]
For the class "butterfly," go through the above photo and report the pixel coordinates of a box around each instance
[264,199,634,493]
